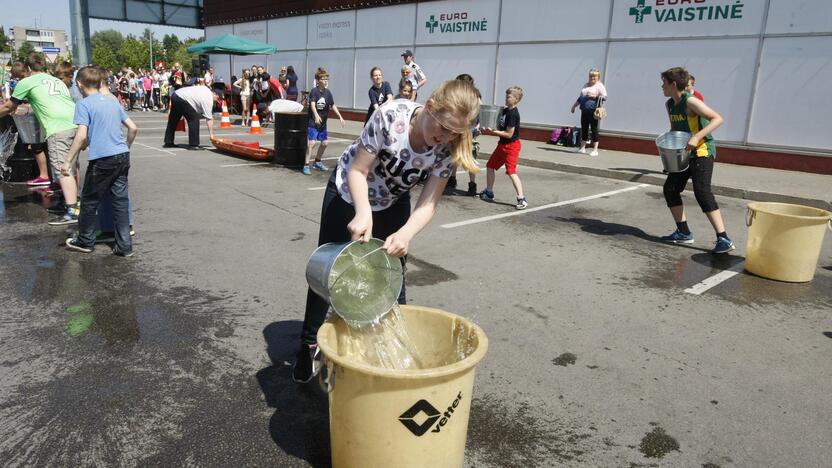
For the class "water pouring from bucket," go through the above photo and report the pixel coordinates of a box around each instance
[306,238,403,326]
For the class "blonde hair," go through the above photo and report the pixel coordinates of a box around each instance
[315,67,329,81]
[428,80,481,173]
[506,86,524,102]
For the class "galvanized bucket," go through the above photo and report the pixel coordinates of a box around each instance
[478,105,503,129]
[12,114,44,144]
[306,238,403,326]
[655,131,692,173]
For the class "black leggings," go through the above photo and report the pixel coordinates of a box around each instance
[580,110,599,143]
[300,175,411,345]
[663,155,719,213]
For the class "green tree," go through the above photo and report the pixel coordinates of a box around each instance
[91,30,124,55]
[91,44,118,71]
[16,42,37,61]
[161,33,180,65]
[120,35,149,70]
[0,27,11,53]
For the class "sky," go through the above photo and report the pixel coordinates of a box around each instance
[1,0,204,45]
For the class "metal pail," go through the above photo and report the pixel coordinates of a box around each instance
[655,131,692,173]
[478,105,503,129]
[12,114,44,144]
[306,238,403,325]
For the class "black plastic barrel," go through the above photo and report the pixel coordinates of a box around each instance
[274,112,307,167]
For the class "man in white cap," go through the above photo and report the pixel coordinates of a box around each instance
[401,50,427,100]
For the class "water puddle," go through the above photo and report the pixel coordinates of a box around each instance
[638,426,680,459]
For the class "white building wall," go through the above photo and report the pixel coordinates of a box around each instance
[207,0,832,153]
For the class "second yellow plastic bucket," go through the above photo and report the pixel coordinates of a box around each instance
[745,202,832,282]
[316,305,488,468]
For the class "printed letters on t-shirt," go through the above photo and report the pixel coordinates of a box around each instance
[376,148,429,195]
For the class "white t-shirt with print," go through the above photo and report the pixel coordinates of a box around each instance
[335,99,454,211]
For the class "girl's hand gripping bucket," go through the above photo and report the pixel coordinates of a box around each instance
[656,131,692,173]
[306,238,403,326]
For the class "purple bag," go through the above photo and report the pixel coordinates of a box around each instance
[548,128,562,144]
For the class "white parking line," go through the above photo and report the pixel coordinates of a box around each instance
[307,186,327,191]
[684,262,745,295]
[441,184,650,229]
[220,162,271,168]
[134,142,175,155]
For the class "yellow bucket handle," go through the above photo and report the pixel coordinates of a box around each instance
[319,358,336,393]
[746,207,756,227]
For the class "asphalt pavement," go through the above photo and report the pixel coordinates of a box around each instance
[0,111,830,467]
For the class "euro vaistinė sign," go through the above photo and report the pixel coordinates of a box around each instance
[415,0,500,44]
[611,0,765,38]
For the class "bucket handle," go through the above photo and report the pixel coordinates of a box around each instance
[319,359,336,393]
[746,207,756,227]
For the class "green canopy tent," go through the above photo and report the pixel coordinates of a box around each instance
[187,34,277,112]
[186,34,277,55]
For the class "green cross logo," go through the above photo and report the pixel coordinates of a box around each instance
[629,0,652,23]
[425,15,439,33]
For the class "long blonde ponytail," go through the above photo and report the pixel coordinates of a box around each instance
[428,80,481,173]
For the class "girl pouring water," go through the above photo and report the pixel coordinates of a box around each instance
[293,80,481,383]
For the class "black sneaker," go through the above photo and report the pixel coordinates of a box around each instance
[112,248,135,257]
[467,182,477,196]
[447,176,457,189]
[162,143,176,148]
[65,237,93,253]
[292,343,321,383]
[48,212,78,226]
[46,203,67,214]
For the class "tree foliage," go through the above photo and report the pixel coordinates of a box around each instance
[0,27,11,53]
[16,42,37,61]
[91,45,118,72]
[90,29,199,71]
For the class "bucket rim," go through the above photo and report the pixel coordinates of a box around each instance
[317,305,489,379]
[747,202,832,221]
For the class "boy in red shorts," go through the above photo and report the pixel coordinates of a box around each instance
[479,86,527,210]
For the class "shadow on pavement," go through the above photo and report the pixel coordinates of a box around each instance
[257,320,332,468]
[689,252,745,270]
[608,167,666,176]
[554,216,712,252]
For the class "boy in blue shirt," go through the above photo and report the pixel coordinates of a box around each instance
[64,66,139,256]
[304,68,344,175]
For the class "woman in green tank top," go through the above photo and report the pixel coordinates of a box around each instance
[659,67,735,254]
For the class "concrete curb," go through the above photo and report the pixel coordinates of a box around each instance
[328,131,832,212]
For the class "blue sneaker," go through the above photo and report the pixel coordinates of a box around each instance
[302,166,311,175]
[312,161,328,171]
[712,236,735,254]
[478,189,494,201]
[660,229,694,244]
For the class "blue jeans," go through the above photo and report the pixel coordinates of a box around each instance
[97,193,135,231]
[77,153,132,253]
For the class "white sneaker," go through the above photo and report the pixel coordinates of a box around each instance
[589,149,599,157]
[574,147,586,154]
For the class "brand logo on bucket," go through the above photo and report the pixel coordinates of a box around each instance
[629,0,745,24]
[398,392,463,436]
[425,13,488,34]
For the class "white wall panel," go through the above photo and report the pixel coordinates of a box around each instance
[415,0,500,45]
[356,5,417,47]
[205,25,232,39]
[307,49,356,108]
[233,21,268,44]
[500,0,612,42]
[354,49,410,110]
[209,55,231,90]
[268,16,307,50]
[409,45,497,106]
[765,0,832,34]
[206,25,234,82]
[610,0,765,38]
[748,36,832,150]
[604,39,758,142]
[495,43,606,126]
[308,11,356,49]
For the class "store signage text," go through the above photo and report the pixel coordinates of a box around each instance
[629,0,744,24]
[425,12,488,34]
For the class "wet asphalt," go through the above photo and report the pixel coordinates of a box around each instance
[1,112,830,467]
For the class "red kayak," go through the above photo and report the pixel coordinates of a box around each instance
[211,138,274,161]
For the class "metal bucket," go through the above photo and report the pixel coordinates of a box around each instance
[12,114,44,144]
[306,238,403,326]
[655,131,692,173]
[478,105,503,129]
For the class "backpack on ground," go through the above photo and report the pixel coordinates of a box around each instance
[548,128,562,145]
[569,127,582,147]
[556,127,572,146]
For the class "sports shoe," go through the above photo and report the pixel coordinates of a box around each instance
[48,212,78,226]
[45,182,62,195]
[478,189,494,201]
[162,143,176,148]
[292,343,322,383]
[46,203,67,214]
[447,176,457,189]
[112,248,135,257]
[130,225,135,237]
[589,149,599,157]
[712,236,735,254]
[467,182,477,196]
[312,161,328,171]
[660,229,695,244]
[26,176,50,186]
[65,237,93,253]
[302,166,311,175]
[516,197,528,210]
[574,147,587,154]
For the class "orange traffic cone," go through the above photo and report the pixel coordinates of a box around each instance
[220,99,232,128]
[249,104,262,135]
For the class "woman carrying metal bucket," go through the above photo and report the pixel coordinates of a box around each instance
[293,80,481,383]
[659,67,734,254]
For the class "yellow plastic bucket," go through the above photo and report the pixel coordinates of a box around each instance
[745,202,832,282]
[317,305,488,468]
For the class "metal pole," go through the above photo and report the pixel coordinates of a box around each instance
[68,0,90,65]
[149,30,153,70]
